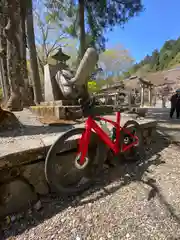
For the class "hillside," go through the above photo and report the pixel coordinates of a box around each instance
[121,69,180,96]
[119,37,180,93]
[123,37,180,79]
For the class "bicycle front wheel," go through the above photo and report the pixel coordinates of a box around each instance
[45,127,105,196]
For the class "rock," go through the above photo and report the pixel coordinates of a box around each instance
[0,179,37,217]
[0,140,47,170]
[76,236,81,240]
[22,162,49,195]
[33,200,42,211]
[143,129,149,137]
[0,166,20,183]
[0,107,21,131]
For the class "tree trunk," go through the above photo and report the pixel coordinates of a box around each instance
[5,0,24,111]
[26,0,43,104]
[0,42,9,101]
[19,0,28,83]
[0,0,10,101]
[19,0,34,106]
[79,0,86,60]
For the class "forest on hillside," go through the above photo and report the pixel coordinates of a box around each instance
[123,37,180,78]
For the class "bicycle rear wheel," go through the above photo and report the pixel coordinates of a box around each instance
[120,120,145,162]
[45,127,105,196]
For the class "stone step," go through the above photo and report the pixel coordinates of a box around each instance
[40,100,75,106]
[30,105,80,120]
[0,117,157,170]
[30,105,114,120]
[0,115,157,217]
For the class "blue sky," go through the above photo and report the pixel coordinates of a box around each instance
[106,0,180,63]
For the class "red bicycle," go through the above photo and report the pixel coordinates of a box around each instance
[45,97,144,195]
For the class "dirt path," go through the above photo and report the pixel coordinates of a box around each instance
[147,107,180,142]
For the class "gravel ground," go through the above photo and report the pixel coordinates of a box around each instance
[1,132,180,240]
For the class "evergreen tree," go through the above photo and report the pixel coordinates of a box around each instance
[150,49,160,71]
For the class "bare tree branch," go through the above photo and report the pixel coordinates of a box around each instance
[33,9,66,66]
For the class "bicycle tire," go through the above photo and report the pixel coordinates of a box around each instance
[120,120,145,162]
[45,127,106,196]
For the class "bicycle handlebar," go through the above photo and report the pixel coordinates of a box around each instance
[64,96,96,119]
[64,96,130,119]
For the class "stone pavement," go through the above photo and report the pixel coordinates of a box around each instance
[147,107,180,142]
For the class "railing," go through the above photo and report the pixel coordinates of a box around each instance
[93,90,141,110]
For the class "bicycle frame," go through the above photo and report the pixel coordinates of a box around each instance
[77,112,139,165]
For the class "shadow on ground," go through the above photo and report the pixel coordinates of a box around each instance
[2,131,180,239]
[158,125,180,133]
[144,178,180,225]
[147,108,180,141]
[0,124,76,138]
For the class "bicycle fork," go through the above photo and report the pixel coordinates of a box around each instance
[77,128,91,166]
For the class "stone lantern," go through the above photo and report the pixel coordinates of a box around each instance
[51,48,70,66]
